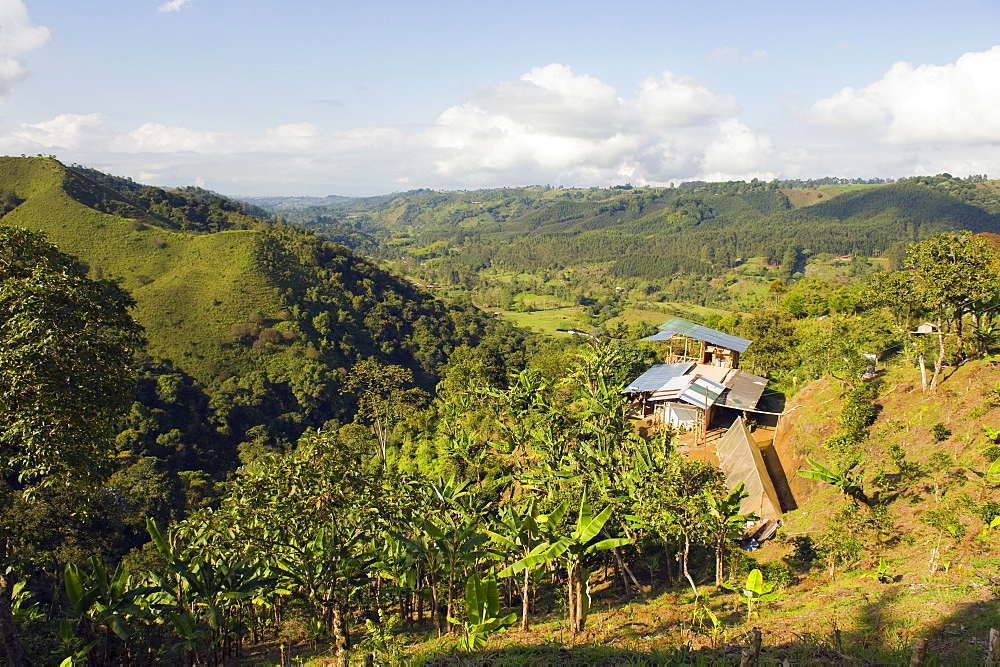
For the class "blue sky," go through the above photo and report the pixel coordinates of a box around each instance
[2,0,1000,196]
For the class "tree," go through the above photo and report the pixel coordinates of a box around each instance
[905,232,1000,360]
[633,452,725,599]
[485,499,548,631]
[500,489,629,634]
[704,483,756,587]
[344,358,424,468]
[183,429,381,666]
[0,225,142,666]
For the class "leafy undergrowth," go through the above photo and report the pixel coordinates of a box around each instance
[280,360,1000,665]
[282,568,998,665]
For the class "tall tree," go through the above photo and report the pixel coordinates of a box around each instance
[905,232,1000,359]
[0,225,142,666]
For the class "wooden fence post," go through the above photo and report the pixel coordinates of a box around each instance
[909,637,927,666]
[740,627,762,667]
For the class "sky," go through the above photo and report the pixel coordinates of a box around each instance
[2,1,1000,197]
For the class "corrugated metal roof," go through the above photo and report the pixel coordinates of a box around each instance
[718,370,769,410]
[647,375,692,401]
[622,362,694,393]
[643,317,753,353]
[679,375,727,408]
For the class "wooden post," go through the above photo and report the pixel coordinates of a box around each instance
[987,628,1000,663]
[909,637,927,666]
[740,627,762,667]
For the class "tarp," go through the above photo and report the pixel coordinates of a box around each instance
[715,417,782,521]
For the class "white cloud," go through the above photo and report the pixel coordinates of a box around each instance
[158,0,191,12]
[14,113,106,149]
[634,71,739,127]
[467,64,624,140]
[111,122,231,153]
[700,118,775,180]
[807,46,1000,144]
[0,0,50,98]
[3,64,777,193]
[424,64,748,187]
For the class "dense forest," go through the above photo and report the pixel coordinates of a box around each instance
[5,159,1000,664]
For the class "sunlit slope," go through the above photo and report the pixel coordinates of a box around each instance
[0,157,282,384]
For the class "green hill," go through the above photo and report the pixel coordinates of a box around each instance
[267,178,1000,283]
[0,157,285,383]
[0,157,528,473]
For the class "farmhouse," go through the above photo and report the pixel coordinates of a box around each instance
[624,319,769,433]
[624,318,784,521]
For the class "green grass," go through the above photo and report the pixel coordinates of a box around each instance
[0,157,284,384]
[496,306,588,337]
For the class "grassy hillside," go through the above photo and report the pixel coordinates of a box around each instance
[0,157,282,383]
[0,157,530,476]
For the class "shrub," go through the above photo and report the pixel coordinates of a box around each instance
[932,422,952,442]
[787,535,818,566]
[228,322,261,345]
[257,328,284,345]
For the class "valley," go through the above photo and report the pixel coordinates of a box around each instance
[3,158,1000,665]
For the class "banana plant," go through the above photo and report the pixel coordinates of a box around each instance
[798,457,872,505]
[7,570,43,625]
[723,568,780,621]
[146,518,275,664]
[703,482,756,587]
[485,498,552,631]
[447,573,516,650]
[500,489,630,634]
[64,557,157,641]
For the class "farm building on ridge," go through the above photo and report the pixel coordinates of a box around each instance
[642,317,752,368]
[625,318,785,522]
[624,318,768,433]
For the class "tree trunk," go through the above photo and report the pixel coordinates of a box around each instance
[681,534,699,599]
[610,547,645,598]
[577,566,590,633]
[567,563,577,634]
[918,352,928,393]
[332,605,349,667]
[520,568,531,631]
[929,328,947,392]
[0,570,27,667]
[715,537,724,587]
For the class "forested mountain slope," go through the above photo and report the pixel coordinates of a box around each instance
[0,157,527,473]
[261,177,1000,281]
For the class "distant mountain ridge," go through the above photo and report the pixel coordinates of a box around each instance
[254,177,1000,281]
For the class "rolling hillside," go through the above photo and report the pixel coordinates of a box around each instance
[258,177,1000,285]
[0,157,528,473]
[0,157,287,383]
